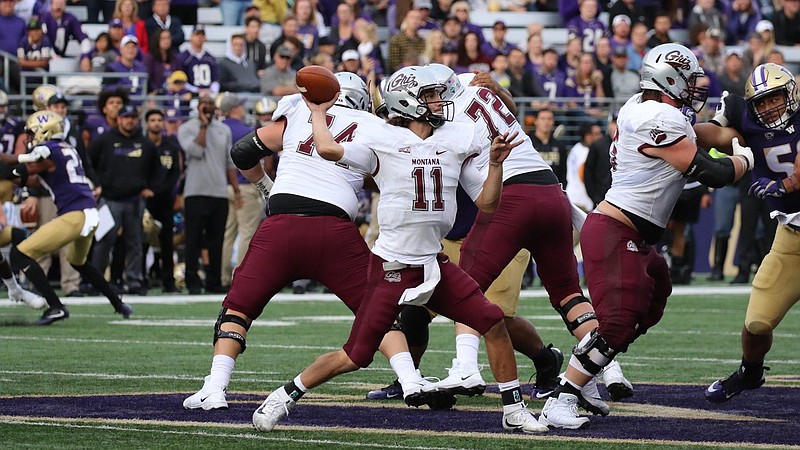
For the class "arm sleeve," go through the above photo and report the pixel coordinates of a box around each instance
[459,156,486,201]
[339,141,378,175]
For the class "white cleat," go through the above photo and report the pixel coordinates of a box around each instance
[252,388,295,432]
[579,377,610,416]
[429,359,486,396]
[9,287,46,309]
[502,404,548,433]
[538,393,591,430]
[600,360,634,401]
[183,376,228,410]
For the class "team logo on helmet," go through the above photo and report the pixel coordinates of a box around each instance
[389,73,419,91]
[663,50,692,71]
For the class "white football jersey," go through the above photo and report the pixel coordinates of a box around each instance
[565,141,593,211]
[450,85,552,180]
[271,94,380,220]
[340,120,486,264]
[605,94,695,228]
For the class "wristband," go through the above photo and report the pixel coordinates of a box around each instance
[255,174,273,199]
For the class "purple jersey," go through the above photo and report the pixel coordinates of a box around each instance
[178,49,218,91]
[17,35,54,62]
[106,59,148,98]
[563,76,600,108]
[40,11,88,57]
[726,94,800,214]
[565,17,608,53]
[296,23,318,56]
[0,14,26,55]
[535,68,568,100]
[481,40,517,59]
[83,114,111,143]
[0,117,23,154]
[223,117,253,184]
[38,140,96,215]
[156,87,192,119]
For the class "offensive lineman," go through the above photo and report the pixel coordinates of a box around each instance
[539,43,754,429]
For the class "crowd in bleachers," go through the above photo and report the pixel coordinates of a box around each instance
[0,0,797,294]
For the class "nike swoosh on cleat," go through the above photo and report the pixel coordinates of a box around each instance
[503,418,521,430]
[200,396,210,402]
[385,392,400,398]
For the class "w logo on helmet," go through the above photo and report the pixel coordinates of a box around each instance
[36,115,49,124]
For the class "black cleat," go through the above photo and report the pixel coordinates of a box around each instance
[706,365,769,403]
[114,302,133,319]
[366,379,403,400]
[530,344,564,399]
[35,306,69,325]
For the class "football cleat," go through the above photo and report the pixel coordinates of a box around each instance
[705,365,769,403]
[113,301,133,319]
[253,388,295,432]
[35,306,69,325]
[577,377,610,416]
[401,370,457,410]
[530,344,564,399]
[502,404,549,433]
[538,392,591,430]
[365,379,403,400]
[600,360,634,401]
[183,376,228,410]
[429,359,486,396]
[8,287,46,309]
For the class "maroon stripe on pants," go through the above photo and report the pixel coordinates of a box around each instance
[223,214,370,319]
[580,213,672,352]
[460,183,581,307]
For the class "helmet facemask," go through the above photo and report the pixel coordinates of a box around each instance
[746,64,799,129]
[417,86,454,128]
[679,71,709,113]
[749,88,797,129]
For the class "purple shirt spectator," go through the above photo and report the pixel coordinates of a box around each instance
[566,16,608,53]
[535,67,567,100]
[296,23,319,57]
[725,1,761,45]
[105,59,148,99]
[0,12,26,55]
[40,10,88,57]
[223,116,253,184]
[84,114,111,143]
[143,50,180,92]
[178,48,219,92]
[17,34,53,66]
[481,40,517,59]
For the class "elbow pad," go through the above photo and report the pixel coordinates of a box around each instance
[684,150,735,188]
[230,130,273,170]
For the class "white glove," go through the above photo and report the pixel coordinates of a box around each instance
[18,145,51,163]
[732,137,754,171]
[711,90,730,126]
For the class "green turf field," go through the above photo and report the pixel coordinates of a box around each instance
[0,285,798,449]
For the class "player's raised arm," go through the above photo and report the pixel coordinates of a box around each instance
[302,94,343,161]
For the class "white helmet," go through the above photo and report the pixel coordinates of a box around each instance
[639,43,708,112]
[745,63,799,129]
[382,66,453,127]
[426,63,463,101]
[334,72,371,112]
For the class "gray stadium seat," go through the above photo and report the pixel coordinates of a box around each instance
[198,7,223,25]
[470,12,562,28]
[49,57,79,73]
[66,5,88,22]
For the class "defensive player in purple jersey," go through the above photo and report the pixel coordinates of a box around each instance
[178,26,219,95]
[0,111,133,325]
[565,0,609,53]
[39,0,91,57]
[695,63,800,403]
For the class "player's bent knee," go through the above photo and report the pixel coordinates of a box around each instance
[556,295,596,331]
[570,329,618,376]
[214,308,252,354]
[745,319,773,336]
[399,305,432,347]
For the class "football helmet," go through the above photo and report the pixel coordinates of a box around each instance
[426,63,464,101]
[382,66,453,127]
[253,97,277,115]
[639,43,708,113]
[32,84,63,111]
[745,63,799,129]
[26,110,64,147]
[334,72,371,112]
[0,89,8,122]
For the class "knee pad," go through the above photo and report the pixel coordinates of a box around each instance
[745,319,773,336]
[556,295,596,332]
[399,305,432,347]
[570,329,617,376]
[214,307,251,354]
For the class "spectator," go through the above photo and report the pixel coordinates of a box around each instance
[607,0,646,27]
[252,95,277,127]
[608,13,631,52]
[725,0,760,45]
[221,0,251,26]
[85,0,115,24]
[773,0,800,45]
[40,0,91,58]
[14,0,44,22]
[455,31,492,73]
[564,52,606,118]
[583,115,615,207]
[605,45,639,99]
[593,36,612,73]
[349,18,385,77]
[294,0,320,56]
[177,96,237,295]
[179,26,220,96]
[154,70,193,118]
[694,27,725,75]
[718,49,746,96]
[145,0,184,53]
[163,106,183,135]
[219,34,261,93]
[430,0,452,21]
[565,121,602,212]
[742,31,767,71]
[566,0,608,53]
[89,104,160,296]
[767,48,785,64]
[413,0,442,36]
[336,0,372,24]
[388,8,425,72]
[530,0,557,12]
[143,28,180,93]
[557,36,581,78]
[279,35,305,70]
[142,108,182,292]
[308,51,335,72]
[450,1,484,45]
[528,108,567,184]
[442,15,462,48]
[170,0,198,25]
[646,11,672,49]
[82,88,128,149]
[340,48,361,73]
[688,0,725,44]
[0,0,25,57]
[218,93,262,288]
[114,0,149,53]
[626,21,649,72]
[534,48,567,101]
[506,48,540,97]
[105,35,147,99]
[328,3,355,47]
[482,20,517,59]
[524,33,543,72]
[317,34,337,56]
[269,16,306,70]
[421,28,445,64]
[490,54,511,90]
[17,18,53,72]
[260,45,298,96]
[439,42,458,69]
[107,18,125,51]
[244,16,268,77]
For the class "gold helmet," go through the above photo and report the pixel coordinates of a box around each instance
[32,84,63,111]
[745,63,799,129]
[253,97,277,115]
[26,110,64,147]
[214,92,228,110]
[0,89,8,121]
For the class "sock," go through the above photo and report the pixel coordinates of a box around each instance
[498,380,523,411]
[455,334,480,367]
[531,344,556,370]
[13,248,61,308]
[71,263,123,307]
[0,258,20,292]
[741,358,764,378]
[283,376,306,401]
[389,352,418,383]
[207,354,235,391]
[557,376,583,396]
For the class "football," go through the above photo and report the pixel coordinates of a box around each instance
[296,66,340,104]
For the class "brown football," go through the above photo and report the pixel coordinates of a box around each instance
[296,65,340,104]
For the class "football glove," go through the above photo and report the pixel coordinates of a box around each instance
[732,137,754,171]
[711,90,730,126]
[680,105,697,126]
[18,145,51,163]
[749,177,787,199]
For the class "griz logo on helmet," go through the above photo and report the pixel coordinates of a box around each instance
[389,73,419,91]
[662,50,692,71]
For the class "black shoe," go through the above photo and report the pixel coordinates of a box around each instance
[292,285,306,295]
[65,290,85,297]
[730,272,750,285]
[36,306,69,325]
[366,379,403,400]
[707,271,724,281]
[530,344,564,400]
[162,284,180,293]
[113,302,133,318]
[705,365,769,403]
[205,285,228,294]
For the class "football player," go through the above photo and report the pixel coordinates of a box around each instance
[251,66,548,434]
[695,63,800,403]
[183,72,456,412]
[0,89,29,202]
[252,96,277,127]
[1,111,133,325]
[538,43,753,429]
